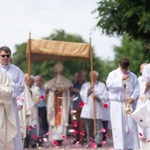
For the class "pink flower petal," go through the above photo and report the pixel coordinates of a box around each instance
[101,140,106,145]
[139,132,143,137]
[101,128,106,133]
[73,121,78,127]
[80,130,85,136]
[53,140,58,146]
[74,130,79,135]
[90,142,97,148]
[62,135,66,139]
[40,95,45,100]
[27,126,31,131]
[103,103,109,108]
[78,102,84,107]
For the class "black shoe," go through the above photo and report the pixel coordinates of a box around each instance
[57,140,62,146]
[79,141,84,146]
[31,144,36,148]
[73,139,79,144]
[97,144,102,147]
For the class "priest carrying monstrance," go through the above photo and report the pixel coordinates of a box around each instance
[44,62,72,146]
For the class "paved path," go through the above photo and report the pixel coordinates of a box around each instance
[25,136,114,150]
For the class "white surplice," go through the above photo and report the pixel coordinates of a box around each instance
[0,68,17,150]
[80,81,108,119]
[18,83,35,139]
[0,63,24,150]
[106,68,140,150]
[142,63,150,82]
[137,64,150,150]
[44,74,72,140]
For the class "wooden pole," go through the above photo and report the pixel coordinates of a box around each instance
[89,35,96,136]
[27,31,31,86]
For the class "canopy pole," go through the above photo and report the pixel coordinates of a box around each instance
[89,35,96,136]
[27,31,31,86]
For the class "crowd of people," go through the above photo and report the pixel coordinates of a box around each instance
[0,45,150,150]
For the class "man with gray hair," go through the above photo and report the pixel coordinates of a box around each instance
[30,75,48,146]
[80,70,108,148]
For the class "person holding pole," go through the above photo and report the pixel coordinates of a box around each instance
[80,70,108,148]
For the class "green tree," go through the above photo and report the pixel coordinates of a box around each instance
[94,0,150,60]
[95,0,150,41]
[13,30,109,81]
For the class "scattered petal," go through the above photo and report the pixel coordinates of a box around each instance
[74,141,80,146]
[43,138,48,142]
[80,130,85,136]
[68,129,75,133]
[78,102,84,107]
[103,103,109,108]
[101,128,106,133]
[53,140,58,146]
[33,125,37,129]
[70,109,77,114]
[72,96,78,101]
[32,135,38,140]
[27,126,31,131]
[74,130,79,135]
[101,140,106,145]
[62,135,66,139]
[90,137,94,142]
[105,133,109,139]
[139,132,143,137]
[45,131,50,135]
[90,142,97,148]
[40,95,45,100]
[73,121,78,127]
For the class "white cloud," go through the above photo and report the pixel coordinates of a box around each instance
[0,0,121,59]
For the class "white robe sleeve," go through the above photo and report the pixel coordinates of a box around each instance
[12,67,24,99]
[0,69,17,149]
[106,70,124,91]
[95,82,109,104]
[142,64,150,82]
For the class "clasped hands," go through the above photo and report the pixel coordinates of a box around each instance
[122,74,128,80]
[126,98,134,104]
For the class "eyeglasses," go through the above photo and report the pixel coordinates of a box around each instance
[0,54,11,58]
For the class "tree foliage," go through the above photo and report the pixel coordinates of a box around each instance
[94,0,150,62]
[95,0,150,42]
[12,30,111,82]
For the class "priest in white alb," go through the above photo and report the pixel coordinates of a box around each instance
[0,68,17,150]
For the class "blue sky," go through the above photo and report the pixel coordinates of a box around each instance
[0,0,121,60]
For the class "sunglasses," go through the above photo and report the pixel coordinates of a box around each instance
[0,54,11,58]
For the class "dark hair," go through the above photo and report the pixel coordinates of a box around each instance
[0,46,11,54]
[119,58,130,69]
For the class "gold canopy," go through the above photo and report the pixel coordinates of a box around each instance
[26,39,91,61]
